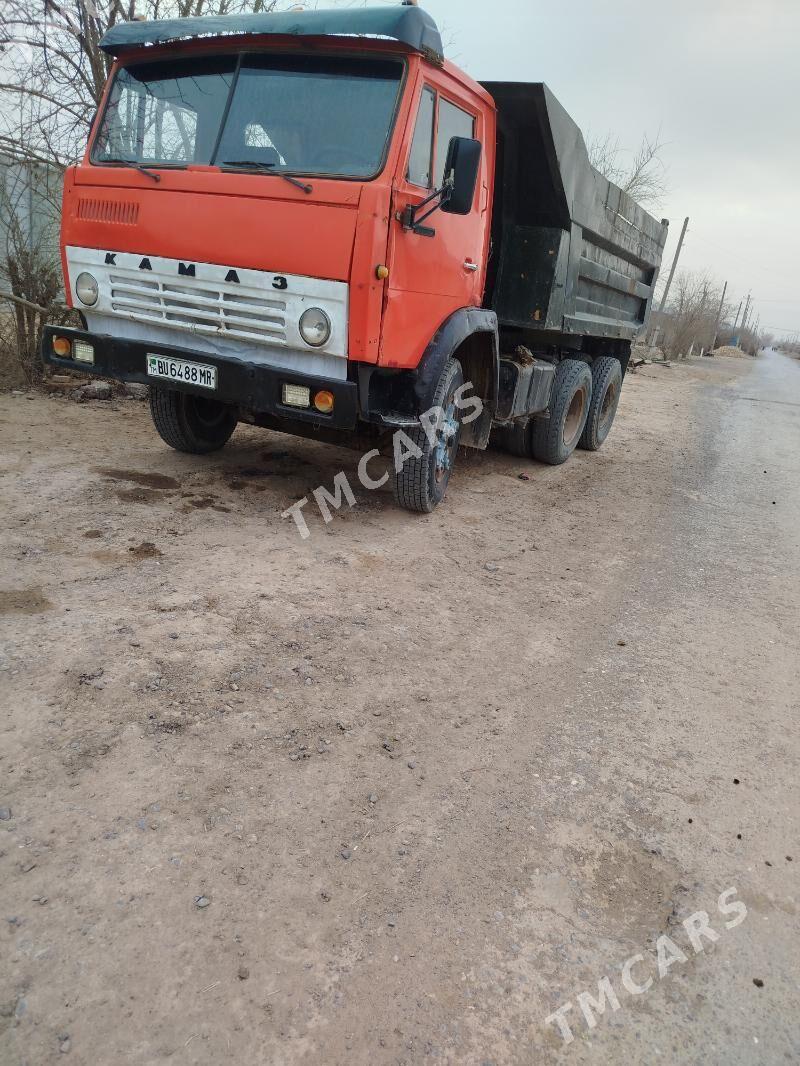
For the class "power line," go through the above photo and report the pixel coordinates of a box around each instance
[680,232,789,281]
[763,323,800,334]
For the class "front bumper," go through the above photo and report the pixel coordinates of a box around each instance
[42,326,359,430]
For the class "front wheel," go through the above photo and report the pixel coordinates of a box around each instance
[578,356,623,451]
[149,387,237,454]
[393,357,464,513]
[530,359,593,465]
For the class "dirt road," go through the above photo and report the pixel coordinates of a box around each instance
[1,351,798,1065]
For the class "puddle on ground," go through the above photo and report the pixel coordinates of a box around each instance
[226,474,282,492]
[180,495,231,514]
[114,487,171,505]
[238,468,277,479]
[93,467,180,491]
[0,588,53,614]
[91,542,163,564]
[83,530,104,539]
[260,451,314,469]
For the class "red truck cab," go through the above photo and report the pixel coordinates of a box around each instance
[44,5,667,512]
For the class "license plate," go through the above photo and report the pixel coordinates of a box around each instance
[146,354,217,390]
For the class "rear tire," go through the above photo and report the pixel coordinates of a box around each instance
[149,387,237,454]
[393,358,463,514]
[578,356,623,451]
[530,359,592,466]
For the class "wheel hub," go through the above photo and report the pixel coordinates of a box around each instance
[600,380,618,427]
[433,397,460,483]
[563,387,587,447]
[190,396,230,431]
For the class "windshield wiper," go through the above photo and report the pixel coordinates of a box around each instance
[100,158,161,183]
[222,160,313,195]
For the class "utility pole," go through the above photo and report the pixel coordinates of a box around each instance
[732,299,743,332]
[752,315,761,355]
[649,216,689,345]
[657,216,689,316]
[740,292,752,335]
[711,280,728,352]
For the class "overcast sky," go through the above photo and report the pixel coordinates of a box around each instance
[421,0,800,340]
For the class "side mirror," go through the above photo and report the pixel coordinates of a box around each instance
[441,136,481,215]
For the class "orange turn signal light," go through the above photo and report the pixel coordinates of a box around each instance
[314,390,335,415]
[52,336,72,358]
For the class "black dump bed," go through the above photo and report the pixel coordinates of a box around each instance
[481,82,669,346]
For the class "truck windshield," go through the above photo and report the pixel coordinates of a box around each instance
[93,53,404,180]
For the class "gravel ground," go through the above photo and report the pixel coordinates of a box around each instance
[0,351,798,1065]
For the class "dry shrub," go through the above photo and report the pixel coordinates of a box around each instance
[1,233,78,388]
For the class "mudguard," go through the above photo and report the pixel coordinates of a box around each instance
[414,307,499,409]
[414,308,499,448]
[358,308,499,449]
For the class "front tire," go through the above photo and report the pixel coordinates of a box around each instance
[393,358,464,514]
[149,387,237,455]
[578,356,623,451]
[530,359,593,465]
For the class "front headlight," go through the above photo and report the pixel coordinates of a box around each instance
[75,272,99,306]
[299,307,331,348]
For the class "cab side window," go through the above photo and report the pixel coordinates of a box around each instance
[434,98,476,188]
[406,86,436,188]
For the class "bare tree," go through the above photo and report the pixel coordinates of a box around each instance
[0,159,76,381]
[0,0,296,382]
[0,0,289,172]
[588,130,668,210]
[655,271,727,358]
[1,222,73,383]
[653,273,773,358]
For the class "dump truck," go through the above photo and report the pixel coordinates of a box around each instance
[43,5,668,513]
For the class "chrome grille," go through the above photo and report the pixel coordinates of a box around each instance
[109,271,288,345]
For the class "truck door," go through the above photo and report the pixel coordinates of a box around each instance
[381,79,489,370]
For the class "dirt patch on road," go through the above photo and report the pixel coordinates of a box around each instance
[0,587,53,614]
[2,354,798,1066]
[127,541,163,560]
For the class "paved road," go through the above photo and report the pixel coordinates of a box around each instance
[531,347,800,1063]
[1,351,798,1065]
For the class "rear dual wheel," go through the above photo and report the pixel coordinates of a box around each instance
[502,359,592,465]
[530,359,593,465]
[503,356,623,465]
[578,356,623,451]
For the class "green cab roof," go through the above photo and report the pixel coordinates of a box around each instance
[99,5,444,63]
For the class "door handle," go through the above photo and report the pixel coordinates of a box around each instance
[463,260,479,273]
